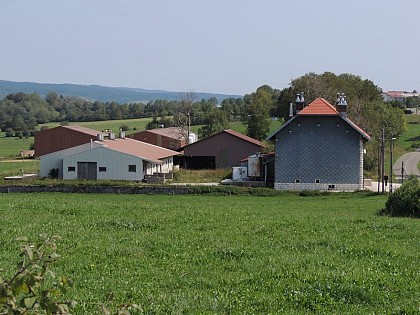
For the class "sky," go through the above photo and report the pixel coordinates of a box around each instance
[1,0,419,96]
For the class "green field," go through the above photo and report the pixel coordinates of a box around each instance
[1,192,419,314]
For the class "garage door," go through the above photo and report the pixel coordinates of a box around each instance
[77,162,97,180]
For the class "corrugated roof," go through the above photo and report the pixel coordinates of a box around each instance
[63,125,102,136]
[182,129,264,149]
[223,129,265,147]
[146,127,188,139]
[97,138,180,163]
[298,98,339,116]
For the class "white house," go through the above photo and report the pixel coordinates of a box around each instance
[40,137,180,181]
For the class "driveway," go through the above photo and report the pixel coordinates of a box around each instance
[393,149,420,177]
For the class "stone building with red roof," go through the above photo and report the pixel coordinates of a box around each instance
[267,94,370,191]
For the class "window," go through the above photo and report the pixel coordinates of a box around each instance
[328,184,335,190]
[99,167,107,172]
[315,179,320,184]
[128,165,136,172]
[68,166,75,172]
[295,179,300,183]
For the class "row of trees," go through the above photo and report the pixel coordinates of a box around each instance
[0,73,407,159]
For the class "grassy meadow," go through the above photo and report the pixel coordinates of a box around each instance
[0,192,419,314]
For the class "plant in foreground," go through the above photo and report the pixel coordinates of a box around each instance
[0,235,142,315]
[0,234,75,314]
[384,176,420,217]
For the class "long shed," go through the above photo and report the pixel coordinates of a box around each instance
[182,129,264,169]
[34,125,103,157]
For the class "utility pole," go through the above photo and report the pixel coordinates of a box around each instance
[390,133,394,193]
[381,128,385,194]
[377,140,381,193]
[187,112,191,144]
[401,161,404,185]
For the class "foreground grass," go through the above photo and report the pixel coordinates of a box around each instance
[0,192,419,314]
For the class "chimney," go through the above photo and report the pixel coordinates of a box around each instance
[109,132,116,140]
[289,103,294,118]
[119,131,126,139]
[295,92,305,114]
[335,93,348,117]
[97,133,104,141]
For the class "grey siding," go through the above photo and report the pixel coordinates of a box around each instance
[274,116,363,190]
[63,147,143,181]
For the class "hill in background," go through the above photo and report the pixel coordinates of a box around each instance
[0,80,241,103]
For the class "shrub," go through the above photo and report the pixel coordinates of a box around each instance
[48,168,59,179]
[383,177,420,217]
[0,235,75,314]
[119,124,130,131]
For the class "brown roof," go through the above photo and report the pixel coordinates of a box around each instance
[96,138,180,163]
[63,125,103,136]
[145,127,187,139]
[223,129,265,147]
[298,98,339,116]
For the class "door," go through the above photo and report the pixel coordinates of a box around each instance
[77,162,97,180]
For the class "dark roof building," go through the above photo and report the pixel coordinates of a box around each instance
[182,129,265,169]
[129,127,196,150]
[268,95,370,191]
[34,125,103,157]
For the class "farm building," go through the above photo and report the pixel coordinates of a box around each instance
[40,136,180,181]
[182,129,265,169]
[34,125,104,157]
[130,127,197,150]
[267,95,370,191]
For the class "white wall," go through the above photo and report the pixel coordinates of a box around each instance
[63,147,143,181]
[40,142,98,178]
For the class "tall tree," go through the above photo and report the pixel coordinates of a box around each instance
[198,107,230,139]
[244,86,273,140]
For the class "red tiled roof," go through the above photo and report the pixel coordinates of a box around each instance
[298,98,339,116]
[97,138,180,163]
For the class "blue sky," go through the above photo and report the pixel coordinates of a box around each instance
[1,0,419,95]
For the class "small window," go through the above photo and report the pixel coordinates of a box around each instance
[99,167,107,172]
[328,184,335,190]
[128,165,136,172]
[315,179,320,184]
[68,166,75,172]
[295,179,300,183]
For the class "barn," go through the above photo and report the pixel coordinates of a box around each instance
[34,125,104,157]
[40,136,179,181]
[182,129,265,169]
[130,127,197,150]
[267,95,370,191]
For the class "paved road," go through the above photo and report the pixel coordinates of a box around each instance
[393,149,420,177]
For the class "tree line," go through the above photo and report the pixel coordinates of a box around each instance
[0,72,407,152]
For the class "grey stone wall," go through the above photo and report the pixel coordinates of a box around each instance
[0,185,189,194]
[274,116,363,190]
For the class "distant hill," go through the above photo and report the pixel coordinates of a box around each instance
[0,80,242,103]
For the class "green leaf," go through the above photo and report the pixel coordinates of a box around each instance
[15,236,28,242]
[23,296,37,309]
[24,245,33,261]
